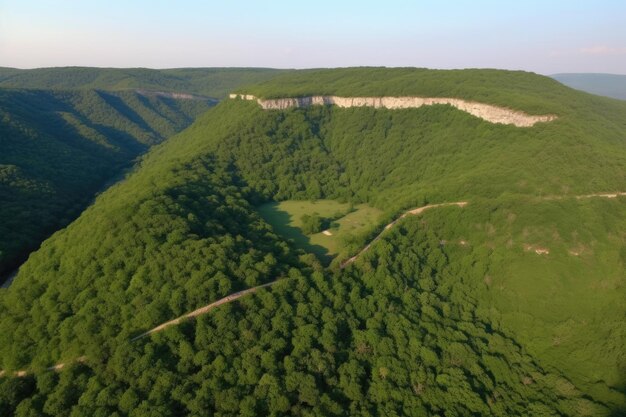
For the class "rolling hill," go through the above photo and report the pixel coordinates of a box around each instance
[0,67,287,99]
[0,68,624,416]
[0,88,213,280]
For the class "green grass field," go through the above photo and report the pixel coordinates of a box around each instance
[257,200,383,261]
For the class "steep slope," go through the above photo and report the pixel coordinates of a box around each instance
[0,67,287,99]
[552,73,626,101]
[230,93,557,126]
[236,67,570,113]
[0,68,624,416]
[0,88,213,278]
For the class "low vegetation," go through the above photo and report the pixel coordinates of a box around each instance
[258,200,383,262]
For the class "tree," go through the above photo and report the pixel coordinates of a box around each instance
[300,214,324,235]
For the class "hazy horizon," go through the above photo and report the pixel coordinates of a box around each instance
[2,66,626,78]
[1,0,626,75]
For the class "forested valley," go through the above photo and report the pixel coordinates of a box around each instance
[0,67,288,282]
[0,88,213,280]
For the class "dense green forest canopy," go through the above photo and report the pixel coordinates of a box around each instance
[0,68,624,416]
[0,66,295,278]
[0,88,213,278]
[0,67,287,99]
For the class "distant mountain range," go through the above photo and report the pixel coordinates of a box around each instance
[0,67,286,99]
[551,73,626,100]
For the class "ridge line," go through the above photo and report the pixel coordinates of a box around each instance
[229,94,557,127]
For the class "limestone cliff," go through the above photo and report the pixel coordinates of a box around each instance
[229,94,556,127]
[136,90,217,102]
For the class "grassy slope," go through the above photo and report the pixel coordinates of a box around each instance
[0,67,287,99]
[309,204,383,254]
[257,200,382,259]
[0,68,624,414]
[257,200,351,260]
[0,88,213,276]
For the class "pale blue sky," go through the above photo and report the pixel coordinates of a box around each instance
[1,0,625,73]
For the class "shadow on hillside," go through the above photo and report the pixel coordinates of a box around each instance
[26,90,149,155]
[258,202,333,265]
[97,91,159,136]
[608,364,626,416]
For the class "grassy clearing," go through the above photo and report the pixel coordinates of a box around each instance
[310,204,383,255]
[257,200,383,261]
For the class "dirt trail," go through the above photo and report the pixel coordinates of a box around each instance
[1,280,279,378]
[131,281,280,341]
[575,192,626,199]
[340,202,468,268]
[0,356,87,378]
[338,191,625,269]
[541,191,626,202]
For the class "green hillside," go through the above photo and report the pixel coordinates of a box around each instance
[0,88,213,278]
[237,67,578,113]
[552,73,626,101]
[0,68,624,416]
[0,67,287,99]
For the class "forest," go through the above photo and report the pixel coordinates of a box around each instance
[0,67,286,99]
[0,68,624,416]
[0,88,212,279]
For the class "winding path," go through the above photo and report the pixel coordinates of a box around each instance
[133,202,470,342]
[131,281,279,341]
[340,202,468,268]
[0,356,87,378]
[575,192,626,199]
[2,192,624,378]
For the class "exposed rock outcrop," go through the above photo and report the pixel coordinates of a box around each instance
[229,94,556,127]
[136,90,217,102]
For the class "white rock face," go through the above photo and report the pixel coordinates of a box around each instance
[229,93,256,100]
[230,94,556,127]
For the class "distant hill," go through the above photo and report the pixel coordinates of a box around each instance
[0,67,289,280]
[0,67,287,99]
[0,88,213,278]
[551,73,626,100]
